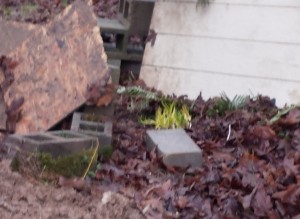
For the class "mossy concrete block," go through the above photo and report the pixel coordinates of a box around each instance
[5,130,98,158]
[71,112,112,147]
[146,129,202,168]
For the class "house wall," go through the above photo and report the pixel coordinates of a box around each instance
[139,0,300,106]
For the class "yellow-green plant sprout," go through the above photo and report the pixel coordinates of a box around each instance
[140,102,191,129]
[268,103,300,124]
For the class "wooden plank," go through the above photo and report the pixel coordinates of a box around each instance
[152,1,300,44]
[140,66,300,107]
[143,34,300,82]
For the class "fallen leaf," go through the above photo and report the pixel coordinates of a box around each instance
[251,185,272,217]
[283,156,300,177]
[58,176,90,193]
[292,214,300,219]
[239,186,258,210]
[273,184,300,205]
[145,179,172,198]
[176,196,189,209]
[252,125,276,140]
[222,197,241,218]
[279,108,300,126]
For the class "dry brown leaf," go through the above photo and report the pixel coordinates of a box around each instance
[176,196,189,209]
[251,185,272,217]
[273,184,300,205]
[252,125,276,140]
[240,186,257,210]
[279,108,300,126]
[58,176,90,192]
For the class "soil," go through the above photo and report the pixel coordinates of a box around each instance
[0,158,143,219]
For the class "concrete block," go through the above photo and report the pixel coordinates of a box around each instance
[5,130,98,158]
[98,18,129,53]
[71,112,112,147]
[108,59,121,84]
[146,129,202,168]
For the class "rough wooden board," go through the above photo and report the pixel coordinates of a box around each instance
[0,19,36,130]
[4,0,109,134]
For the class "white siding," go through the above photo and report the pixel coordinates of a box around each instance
[140,0,300,106]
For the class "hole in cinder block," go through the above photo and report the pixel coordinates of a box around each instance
[124,1,129,18]
[24,135,53,141]
[101,32,126,52]
[79,124,104,132]
[81,114,104,123]
[53,132,80,139]
[119,0,124,13]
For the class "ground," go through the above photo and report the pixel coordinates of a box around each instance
[0,159,143,218]
[1,1,300,219]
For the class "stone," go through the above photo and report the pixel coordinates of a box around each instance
[146,128,202,168]
[0,19,36,130]
[0,19,36,56]
[3,0,109,134]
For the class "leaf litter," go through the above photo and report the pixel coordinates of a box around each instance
[2,81,300,218]
[96,84,300,218]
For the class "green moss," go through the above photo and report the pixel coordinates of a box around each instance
[21,3,37,16]
[61,0,69,8]
[10,157,20,172]
[1,6,12,18]
[38,148,96,178]
[99,145,113,161]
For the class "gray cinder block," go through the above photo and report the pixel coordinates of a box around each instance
[146,129,203,168]
[5,130,98,158]
[71,112,112,147]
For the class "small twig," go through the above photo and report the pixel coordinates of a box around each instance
[82,139,99,179]
[39,165,46,177]
[226,124,231,141]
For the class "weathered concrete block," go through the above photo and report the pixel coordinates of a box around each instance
[5,130,98,158]
[98,18,129,53]
[146,129,202,168]
[3,0,109,134]
[71,112,112,146]
[108,59,121,84]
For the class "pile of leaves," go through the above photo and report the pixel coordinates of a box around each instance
[92,84,300,218]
